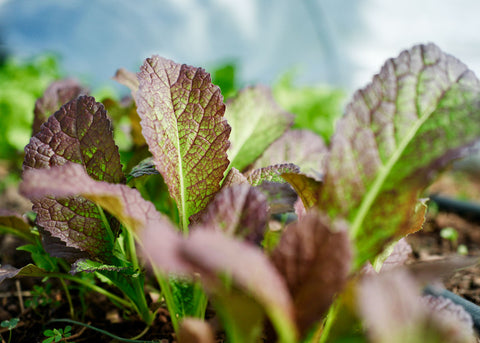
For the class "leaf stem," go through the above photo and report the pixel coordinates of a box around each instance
[153,268,180,334]
[47,273,133,310]
[59,278,75,319]
[47,318,156,343]
[350,113,428,240]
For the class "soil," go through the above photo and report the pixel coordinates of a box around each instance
[2,170,480,342]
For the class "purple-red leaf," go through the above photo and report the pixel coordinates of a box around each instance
[319,43,480,269]
[23,96,124,260]
[191,184,268,245]
[32,79,87,136]
[271,212,352,336]
[254,129,327,178]
[134,56,231,230]
[24,95,123,183]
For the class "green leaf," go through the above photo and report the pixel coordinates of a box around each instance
[1,318,19,330]
[0,54,60,160]
[225,86,293,172]
[71,259,137,274]
[273,71,344,144]
[0,209,34,242]
[134,56,231,230]
[319,44,480,269]
[22,96,124,261]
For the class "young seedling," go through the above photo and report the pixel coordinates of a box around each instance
[1,318,19,343]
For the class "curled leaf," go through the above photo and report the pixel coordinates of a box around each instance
[281,173,322,209]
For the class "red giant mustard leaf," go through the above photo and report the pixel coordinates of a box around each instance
[319,43,480,269]
[271,212,352,336]
[225,85,294,173]
[32,79,87,135]
[23,96,124,261]
[191,184,268,245]
[134,56,231,230]
[254,129,327,178]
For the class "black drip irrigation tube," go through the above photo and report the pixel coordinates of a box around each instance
[424,194,480,330]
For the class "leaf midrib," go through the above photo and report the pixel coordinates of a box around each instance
[350,69,432,240]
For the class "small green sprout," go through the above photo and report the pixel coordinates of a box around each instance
[440,227,459,243]
[1,318,19,343]
[42,325,73,343]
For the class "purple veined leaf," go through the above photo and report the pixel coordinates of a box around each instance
[190,184,268,245]
[254,129,327,178]
[23,96,124,261]
[32,79,87,136]
[24,95,124,183]
[225,85,294,173]
[245,163,300,187]
[318,43,480,269]
[134,56,231,230]
[271,212,352,337]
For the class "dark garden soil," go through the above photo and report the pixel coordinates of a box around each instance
[2,169,480,342]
